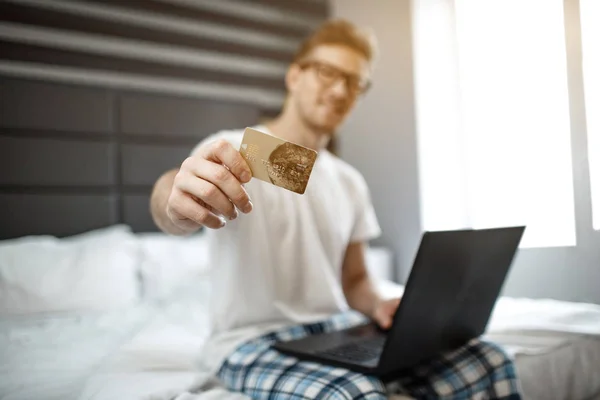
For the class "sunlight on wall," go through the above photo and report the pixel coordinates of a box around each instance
[580,0,600,230]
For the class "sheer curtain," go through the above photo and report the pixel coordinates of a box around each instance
[580,0,600,230]
[412,0,576,248]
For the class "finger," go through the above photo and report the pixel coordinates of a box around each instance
[377,313,393,330]
[389,298,401,312]
[373,306,392,330]
[176,170,238,220]
[190,158,253,214]
[168,191,225,230]
[200,139,253,184]
[384,299,400,319]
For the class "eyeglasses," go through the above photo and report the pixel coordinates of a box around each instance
[298,60,371,96]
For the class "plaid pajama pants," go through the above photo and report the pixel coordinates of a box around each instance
[217,312,522,400]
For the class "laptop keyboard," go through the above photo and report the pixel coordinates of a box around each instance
[316,336,386,363]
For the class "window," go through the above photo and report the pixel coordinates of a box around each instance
[580,0,600,230]
[412,0,576,247]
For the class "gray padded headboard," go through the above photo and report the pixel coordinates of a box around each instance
[0,77,262,238]
[0,0,330,239]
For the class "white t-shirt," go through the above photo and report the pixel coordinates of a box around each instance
[191,126,381,373]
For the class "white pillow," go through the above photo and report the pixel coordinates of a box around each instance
[136,231,210,301]
[0,225,141,314]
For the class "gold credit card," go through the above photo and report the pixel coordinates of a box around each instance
[239,127,318,194]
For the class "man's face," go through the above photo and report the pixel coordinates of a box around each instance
[286,44,371,134]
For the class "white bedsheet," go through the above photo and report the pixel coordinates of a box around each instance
[0,305,153,400]
[485,297,600,400]
[2,280,600,400]
[78,282,252,400]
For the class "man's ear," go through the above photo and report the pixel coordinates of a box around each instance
[285,63,302,93]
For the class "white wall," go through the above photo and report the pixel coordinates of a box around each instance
[330,0,421,281]
[331,0,600,303]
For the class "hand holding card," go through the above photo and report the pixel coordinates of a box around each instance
[239,127,318,194]
[166,137,253,231]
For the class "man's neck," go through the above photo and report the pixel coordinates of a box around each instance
[264,112,331,151]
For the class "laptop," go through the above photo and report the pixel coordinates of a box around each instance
[272,226,525,381]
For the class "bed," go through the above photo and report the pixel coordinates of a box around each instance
[1,225,599,400]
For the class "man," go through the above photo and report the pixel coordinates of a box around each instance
[151,19,521,399]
